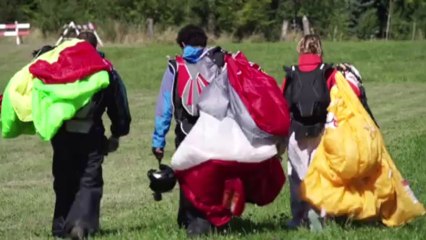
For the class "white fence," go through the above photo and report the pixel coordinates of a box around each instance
[0,21,30,45]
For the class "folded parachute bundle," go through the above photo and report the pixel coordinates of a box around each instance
[301,72,425,226]
[172,51,290,227]
[0,39,111,140]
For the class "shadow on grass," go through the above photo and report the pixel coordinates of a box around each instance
[333,216,425,231]
[95,223,148,237]
[93,216,289,238]
[217,214,292,236]
[330,216,384,229]
[93,214,424,238]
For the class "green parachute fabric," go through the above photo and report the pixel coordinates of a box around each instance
[1,39,111,141]
[32,71,109,140]
[1,71,109,140]
[1,83,35,138]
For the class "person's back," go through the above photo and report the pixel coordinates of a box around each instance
[50,32,131,239]
[282,34,361,230]
[151,25,229,237]
[152,25,222,154]
[284,62,331,141]
[170,46,224,137]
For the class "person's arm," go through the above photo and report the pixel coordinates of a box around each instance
[107,69,132,138]
[101,69,131,154]
[152,66,175,159]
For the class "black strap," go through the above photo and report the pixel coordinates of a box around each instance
[206,46,226,68]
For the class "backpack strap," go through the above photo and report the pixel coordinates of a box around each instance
[321,63,333,72]
[321,63,333,82]
[168,59,177,76]
[175,56,189,99]
[206,46,226,68]
[283,65,295,73]
[283,65,295,91]
[64,93,102,133]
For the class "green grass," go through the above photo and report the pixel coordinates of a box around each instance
[0,40,425,239]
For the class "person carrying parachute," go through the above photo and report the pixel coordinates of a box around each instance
[281,34,425,230]
[151,25,290,237]
[281,34,362,230]
[0,32,131,239]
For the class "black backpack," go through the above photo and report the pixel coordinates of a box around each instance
[284,64,332,141]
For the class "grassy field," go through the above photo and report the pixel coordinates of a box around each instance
[0,40,425,240]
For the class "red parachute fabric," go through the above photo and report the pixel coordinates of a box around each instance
[226,52,290,136]
[29,41,111,84]
[175,56,210,115]
[175,157,285,227]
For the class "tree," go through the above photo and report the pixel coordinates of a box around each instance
[1,0,425,41]
[0,0,31,23]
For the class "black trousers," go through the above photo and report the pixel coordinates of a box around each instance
[51,130,106,237]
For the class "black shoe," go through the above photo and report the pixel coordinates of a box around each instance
[52,217,66,238]
[69,225,88,240]
[286,218,308,230]
[186,217,212,238]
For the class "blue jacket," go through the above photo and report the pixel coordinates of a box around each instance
[152,47,206,149]
[152,62,175,149]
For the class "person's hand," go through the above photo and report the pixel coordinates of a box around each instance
[152,147,164,161]
[107,136,120,153]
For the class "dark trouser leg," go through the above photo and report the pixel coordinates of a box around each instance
[178,189,211,237]
[177,189,189,228]
[174,125,211,234]
[64,150,104,234]
[289,166,309,226]
[175,126,190,227]
[177,189,204,228]
[52,146,80,237]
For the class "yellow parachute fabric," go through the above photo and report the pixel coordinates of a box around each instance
[7,39,84,122]
[300,72,425,226]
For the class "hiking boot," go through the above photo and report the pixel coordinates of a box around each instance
[186,217,212,238]
[69,225,88,240]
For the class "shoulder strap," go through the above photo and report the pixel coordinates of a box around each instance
[283,65,296,81]
[282,65,296,100]
[206,46,225,68]
[321,63,332,71]
[168,59,177,76]
[283,65,295,74]
[319,63,333,86]
[286,65,296,82]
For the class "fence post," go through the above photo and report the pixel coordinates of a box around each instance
[333,26,338,41]
[412,21,416,41]
[302,15,310,36]
[386,0,393,40]
[280,20,289,41]
[147,18,154,39]
[15,20,22,45]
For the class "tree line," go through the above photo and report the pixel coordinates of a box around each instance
[1,0,425,41]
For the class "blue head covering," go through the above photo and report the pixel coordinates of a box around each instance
[183,45,204,63]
